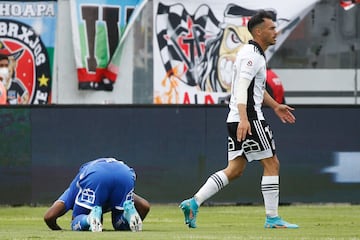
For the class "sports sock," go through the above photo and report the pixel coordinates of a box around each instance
[194,170,229,206]
[71,214,90,231]
[261,176,279,218]
[112,213,130,231]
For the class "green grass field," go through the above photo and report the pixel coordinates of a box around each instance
[0,204,359,240]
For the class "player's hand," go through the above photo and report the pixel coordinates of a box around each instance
[274,104,296,124]
[237,120,252,141]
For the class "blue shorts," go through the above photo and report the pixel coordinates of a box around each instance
[58,158,135,217]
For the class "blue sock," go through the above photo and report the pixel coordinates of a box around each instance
[112,214,130,231]
[71,214,90,231]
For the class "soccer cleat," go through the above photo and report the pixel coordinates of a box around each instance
[264,216,299,229]
[179,198,198,228]
[88,205,103,232]
[123,200,143,232]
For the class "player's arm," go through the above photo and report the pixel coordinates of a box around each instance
[44,201,67,230]
[264,90,296,124]
[235,77,252,141]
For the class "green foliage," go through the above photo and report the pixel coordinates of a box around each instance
[0,204,359,240]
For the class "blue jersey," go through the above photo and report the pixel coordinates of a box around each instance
[58,158,136,216]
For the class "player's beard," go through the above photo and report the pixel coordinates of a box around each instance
[270,36,277,46]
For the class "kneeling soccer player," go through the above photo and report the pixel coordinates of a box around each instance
[44,157,150,232]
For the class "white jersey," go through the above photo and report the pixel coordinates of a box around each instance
[227,40,267,122]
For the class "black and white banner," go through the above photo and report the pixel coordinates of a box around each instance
[153,0,319,104]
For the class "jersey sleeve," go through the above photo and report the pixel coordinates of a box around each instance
[56,171,82,212]
[57,188,74,212]
[234,48,262,81]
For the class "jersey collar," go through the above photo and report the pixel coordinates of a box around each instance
[249,40,266,58]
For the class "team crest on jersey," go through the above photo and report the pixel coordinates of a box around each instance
[81,188,96,204]
[0,20,51,104]
[246,60,253,67]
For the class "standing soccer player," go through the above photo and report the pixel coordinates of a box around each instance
[44,157,150,232]
[180,10,298,229]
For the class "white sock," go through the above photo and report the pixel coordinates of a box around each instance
[194,171,229,206]
[261,176,279,218]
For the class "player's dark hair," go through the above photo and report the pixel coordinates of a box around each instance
[247,10,274,33]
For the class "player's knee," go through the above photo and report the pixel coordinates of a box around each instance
[223,167,243,180]
[231,168,245,179]
[261,156,280,175]
[224,164,245,180]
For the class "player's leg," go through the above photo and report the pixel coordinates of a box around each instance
[179,156,246,228]
[180,122,248,228]
[71,214,90,231]
[112,194,143,232]
[248,120,297,228]
[70,205,90,231]
[122,194,143,232]
[70,169,109,232]
[112,193,150,231]
[112,209,128,230]
[70,204,103,232]
[195,156,247,205]
[112,200,142,232]
[261,155,280,219]
[87,206,103,232]
[111,165,143,232]
[261,155,298,229]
